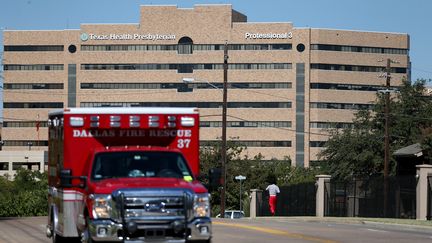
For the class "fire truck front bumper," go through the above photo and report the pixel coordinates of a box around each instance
[88,218,211,242]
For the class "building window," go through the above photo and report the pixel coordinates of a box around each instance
[296,43,305,52]
[310,141,326,147]
[80,43,292,52]
[80,102,291,109]
[0,162,9,171]
[12,162,41,171]
[2,140,48,147]
[310,83,390,91]
[310,122,353,129]
[200,121,292,128]
[178,64,193,73]
[3,102,63,108]
[310,44,408,55]
[4,64,64,71]
[80,82,292,90]
[4,45,64,52]
[81,63,292,71]
[310,102,374,110]
[200,140,292,147]
[3,121,48,128]
[310,63,406,74]
[4,83,63,89]
[178,36,193,54]
[68,45,77,53]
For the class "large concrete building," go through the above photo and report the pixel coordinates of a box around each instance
[1,4,410,168]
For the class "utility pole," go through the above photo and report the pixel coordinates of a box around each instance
[220,41,228,218]
[383,58,392,217]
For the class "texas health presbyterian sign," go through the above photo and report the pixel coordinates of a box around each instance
[80,33,176,41]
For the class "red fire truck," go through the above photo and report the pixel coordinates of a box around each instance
[46,107,211,243]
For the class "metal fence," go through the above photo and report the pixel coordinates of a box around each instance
[324,176,416,218]
[428,176,432,220]
[258,182,316,216]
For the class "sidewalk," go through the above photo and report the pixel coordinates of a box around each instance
[250,216,432,229]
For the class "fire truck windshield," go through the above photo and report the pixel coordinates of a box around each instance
[91,151,193,180]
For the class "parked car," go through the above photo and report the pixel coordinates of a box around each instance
[216,210,245,219]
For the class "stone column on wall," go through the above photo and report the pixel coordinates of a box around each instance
[249,189,262,218]
[316,175,331,217]
[416,164,432,220]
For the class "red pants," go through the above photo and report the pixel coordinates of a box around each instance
[269,195,277,215]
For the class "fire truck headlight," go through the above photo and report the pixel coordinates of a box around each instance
[193,194,210,218]
[92,195,112,219]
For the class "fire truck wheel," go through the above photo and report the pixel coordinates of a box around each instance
[52,230,66,243]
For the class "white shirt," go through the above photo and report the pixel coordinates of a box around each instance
[266,184,280,196]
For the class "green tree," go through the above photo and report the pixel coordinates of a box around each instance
[319,79,432,180]
[0,169,48,217]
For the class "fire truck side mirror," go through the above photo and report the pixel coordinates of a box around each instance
[208,168,222,188]
[60,169,87,189]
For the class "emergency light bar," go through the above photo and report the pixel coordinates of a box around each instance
[61,115,195,128]
[129,116,140,127]
[181,117,195,127]
[69,117,83,127]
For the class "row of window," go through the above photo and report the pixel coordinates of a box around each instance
[0,81,400,92]
[80,102,292,108]
[3,64,64,71]
[0,139,291,148]
[81,63,292,71]
[2,120,291,128]
[310,102,374,110]
[1,120,354,129]
[3,63,407,74]
[3,102,374,110]
[4,44,407,54]
[80,44,292,52]
[3,103,63,108]
[311,63,407,73]
[4,83,64,90]
[310,44,407,55]
[3,121,48,128]
[4,45,64,52]
[2,141,49,146]
[201,121,292,128]
[81,82,292,90]
[0,162,42,171]
[310,122,353,129]
[0,81,401,92]
[310,83,390,92]
[200,140,292,147]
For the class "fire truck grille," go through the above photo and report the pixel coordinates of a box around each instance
[113,189,193,223]
[124,196,184,218]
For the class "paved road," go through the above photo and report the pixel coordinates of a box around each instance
[213,218,432,243]
[0,217,47,243]
[1,216,432,243]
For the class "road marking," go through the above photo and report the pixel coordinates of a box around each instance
[366,228,388,233]
[214,221,339,243]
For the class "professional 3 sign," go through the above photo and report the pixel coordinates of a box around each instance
[245,32,293,39]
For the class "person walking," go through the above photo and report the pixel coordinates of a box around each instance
[266,179,280,216]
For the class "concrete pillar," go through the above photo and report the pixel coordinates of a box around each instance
[416,164,432,220]
[316,175,331,217]
[249,189,262,218]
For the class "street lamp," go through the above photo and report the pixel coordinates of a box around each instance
[235,175,246,211]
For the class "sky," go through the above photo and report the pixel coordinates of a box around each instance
[0,0,431,81]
